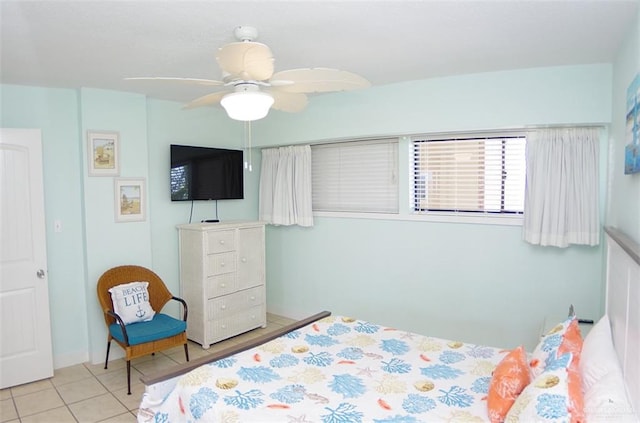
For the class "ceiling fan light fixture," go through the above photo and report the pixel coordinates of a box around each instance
[220,88,274,121]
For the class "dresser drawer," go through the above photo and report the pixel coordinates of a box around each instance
[205,273,237,298]
[207,286,264,319]
[207,230,235,254]
[207,304,266,342]
[206,251,236,276]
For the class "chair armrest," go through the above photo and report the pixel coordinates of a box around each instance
[171,296,188,321]
[105,309,130,345]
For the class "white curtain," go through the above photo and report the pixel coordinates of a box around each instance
[259,145,313,227]
[523,127,599,248]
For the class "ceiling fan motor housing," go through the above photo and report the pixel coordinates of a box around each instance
[234,26,258,42]
[234,82,259,92]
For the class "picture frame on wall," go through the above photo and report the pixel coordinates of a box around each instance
[114,178,145,222]
[88,131,119,176]
[625,73,640,175]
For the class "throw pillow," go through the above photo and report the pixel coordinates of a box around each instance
[487,345,531,423]
[505,353,575,423]
[558,319,584,423]
[530,316,575,378]
[108,281,156,325]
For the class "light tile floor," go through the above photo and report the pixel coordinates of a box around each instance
[1,313,295,423]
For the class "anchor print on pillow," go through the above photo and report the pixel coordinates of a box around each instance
[108,281,156,324]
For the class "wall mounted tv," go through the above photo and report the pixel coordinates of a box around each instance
[170,144,244,201]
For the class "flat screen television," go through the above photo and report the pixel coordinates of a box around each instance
[170,144,244,201]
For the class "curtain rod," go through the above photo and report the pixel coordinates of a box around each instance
[259,123,607,149]
[408,124,606,140]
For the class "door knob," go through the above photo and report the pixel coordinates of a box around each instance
[36,269,45,279]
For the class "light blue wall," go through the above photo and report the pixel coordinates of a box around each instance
[78,88,156,363]
[265,220,603,349]
[257,64,613,351]
[0,57,628,367]
[608,9,640,244]
[0,85,89,367]
[257,65,612,145]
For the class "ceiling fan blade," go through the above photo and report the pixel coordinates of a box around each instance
[217,42,274,81]
[125,77,225,87]
[266,90,309,113]
[183,91,230,109]
[270,68,370,93]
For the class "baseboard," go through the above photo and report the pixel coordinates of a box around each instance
[89,348,125,366]
[53,351,90,370]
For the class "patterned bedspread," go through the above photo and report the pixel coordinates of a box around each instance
[138,315,507,422]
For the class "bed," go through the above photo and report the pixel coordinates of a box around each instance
[137,226,639,422]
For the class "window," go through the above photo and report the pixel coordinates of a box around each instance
[312,139,399,213]
[170,164,190,200]
[412,134,526,214]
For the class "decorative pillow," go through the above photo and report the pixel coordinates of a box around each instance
[487,346,531,423]
[529,316,576,378]
[557,319,584,423]
[108,281,156,324]
[580,315,621,393]
[557,318,583,358]
[505,353,576,423]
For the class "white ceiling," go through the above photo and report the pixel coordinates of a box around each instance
[1,0,638,105]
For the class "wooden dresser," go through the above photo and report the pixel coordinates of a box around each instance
[177,221,266,349]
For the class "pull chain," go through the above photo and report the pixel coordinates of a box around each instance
[243,121,253,172]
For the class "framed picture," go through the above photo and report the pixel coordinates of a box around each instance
[625,73,640,174]
[88,131,119,176]
[114,178,145,222]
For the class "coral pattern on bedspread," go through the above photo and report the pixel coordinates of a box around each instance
[138,315,507,422]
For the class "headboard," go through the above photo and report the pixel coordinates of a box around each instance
[604,226,640,416]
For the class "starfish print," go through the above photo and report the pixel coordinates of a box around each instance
[357,366,378,377]
[400,331,415,340]
[287,415,312,423]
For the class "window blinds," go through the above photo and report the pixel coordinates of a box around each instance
[412,136,526,213]
[311,139,399,213]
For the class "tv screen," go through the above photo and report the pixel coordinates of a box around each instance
[170,144,244,201]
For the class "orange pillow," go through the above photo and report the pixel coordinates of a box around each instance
[559,319,585,423]
[558,318,583,357]
[487,346,531,423]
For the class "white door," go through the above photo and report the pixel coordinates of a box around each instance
[0,128,53,388]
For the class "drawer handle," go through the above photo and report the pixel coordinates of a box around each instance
[241,257,247,263]
[221,305,227,310]
[220,262,225,267]
[219,240,225,245]
[220,283,226,288]
[222,324,226,329]
[250,296,256,301]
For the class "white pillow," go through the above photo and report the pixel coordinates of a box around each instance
[580,315,622,393]
[505,353,576,422]
[584,367,637,423]
[529,316,575,379]
[108,281,156,324]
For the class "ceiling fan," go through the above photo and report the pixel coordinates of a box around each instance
[126,26,371,121]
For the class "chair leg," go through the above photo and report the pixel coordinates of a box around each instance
[104,341,111,370]
[127,360,131,395]
[184,343,190,362]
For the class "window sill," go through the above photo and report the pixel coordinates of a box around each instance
[313,211,523,226]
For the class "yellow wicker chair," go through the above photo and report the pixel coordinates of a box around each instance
[97,265,189,394]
